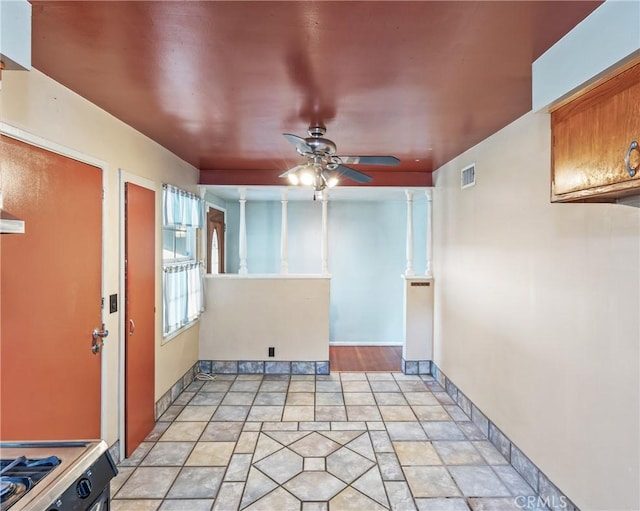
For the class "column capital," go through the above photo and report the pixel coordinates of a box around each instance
[281,188,288,202]
[425,188,433,201]
[239,187,247,201]
[405,189,414,201]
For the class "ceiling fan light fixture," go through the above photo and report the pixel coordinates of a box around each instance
[300,169,314,186]
[327,175,339,188]
[287,173,299,185]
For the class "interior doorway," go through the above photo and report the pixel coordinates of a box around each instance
[207,206,225,274]
[0,133,104,439]
[329,346,403,372]
[124,182,155,457]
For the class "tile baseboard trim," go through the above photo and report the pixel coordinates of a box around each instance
[154,361,199,420]
[108,439,120,463]
[198,360,330,376]
[430,362,580,511]
[402,358,432,374]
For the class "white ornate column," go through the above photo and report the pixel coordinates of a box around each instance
[280,188,289,274]
[321,193,329,275]
[405,189,415,276]
[238,187,248,275]
[425,188,433,277]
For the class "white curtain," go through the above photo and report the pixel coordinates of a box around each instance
[162,184,205,335]
[163,262,204,335]
[163,184,203,228]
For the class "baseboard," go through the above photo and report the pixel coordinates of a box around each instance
[154,361,199,420]
[198,360,330,376]
[107,439,120,463]
[329,342,403,347]
[401,358,432,374]
[430,362,580,511]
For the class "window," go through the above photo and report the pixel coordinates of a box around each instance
[163,225,196,262]
[162,184,205,338]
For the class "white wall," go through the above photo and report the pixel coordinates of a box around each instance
[1,69,201,447]
[432,111,639,510]
[532,0,640,111]
[221,198,427,344]
[200,276,330,361]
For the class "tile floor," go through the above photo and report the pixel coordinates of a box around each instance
[111,372,544,511]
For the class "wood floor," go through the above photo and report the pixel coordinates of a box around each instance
[329,346,403,372]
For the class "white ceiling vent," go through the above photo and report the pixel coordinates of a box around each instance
[461,163,476,189]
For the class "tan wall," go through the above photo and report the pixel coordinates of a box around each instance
[200,276,330,361]
[1,69,200,446]
[432,111,640,510]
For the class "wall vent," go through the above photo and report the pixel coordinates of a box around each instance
[461,163,476,189]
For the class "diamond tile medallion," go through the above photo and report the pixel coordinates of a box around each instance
[112,372,541,511]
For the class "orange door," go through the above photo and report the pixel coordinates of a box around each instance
[125,183,155,457]
[0,135,103,440]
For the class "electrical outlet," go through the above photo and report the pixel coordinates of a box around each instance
[109,294,118,314]
[268,347,275,357]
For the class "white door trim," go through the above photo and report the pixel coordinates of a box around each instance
[0,122,110,441]
[204,202,227,274]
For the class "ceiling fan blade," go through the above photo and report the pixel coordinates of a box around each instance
[279,163,308,178]
[335,164,373,184]
[283,133,313,155]
[338,155,400,166]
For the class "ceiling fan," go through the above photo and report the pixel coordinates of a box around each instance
[279,126,400,194]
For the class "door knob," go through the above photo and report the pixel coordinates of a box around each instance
[91,323,109,354]
[129,319,135,336]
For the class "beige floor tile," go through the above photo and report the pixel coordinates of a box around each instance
[118,374,544,511]
[329,487,387,511]
[283,405,316,421]
[404,392,440,406]
[315,392,344,405]
[159,422,207,442]
[246,405,284,421]
[174,406,216,422]
[212,482,244,511]
[346,405,382,421]
[412,405,452,421]
[393,441,442,465]
[185,442,235,466]
[111,500,162,511]
[286,392,315,405]
[340,372,369,381]
[116,467,180,499]
[315,406,347,421]
[343,392,376,405]
[404,466,461,498]
[379,405,418,421]
[289,381,315,392]
[235,431,260,453]
[342,381,372,392]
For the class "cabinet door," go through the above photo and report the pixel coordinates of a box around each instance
[551,62,640,202]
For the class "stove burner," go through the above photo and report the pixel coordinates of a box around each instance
[0,477,28,507]
[0,455,60,509]
[1,478,17,498]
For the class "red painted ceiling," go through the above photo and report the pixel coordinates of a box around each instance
[30,1,601,187]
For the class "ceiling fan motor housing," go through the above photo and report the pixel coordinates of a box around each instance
[304,136,336,156]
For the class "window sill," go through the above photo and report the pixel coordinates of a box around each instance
[162,318,199,345]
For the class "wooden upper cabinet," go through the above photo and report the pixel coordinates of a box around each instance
[551,61,640,202]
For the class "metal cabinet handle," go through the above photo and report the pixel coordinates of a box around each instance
[625,140,638,177]
[129,319,135,336]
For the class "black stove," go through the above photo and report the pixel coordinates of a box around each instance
[0,441,117,511]
[0,455,61,509]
